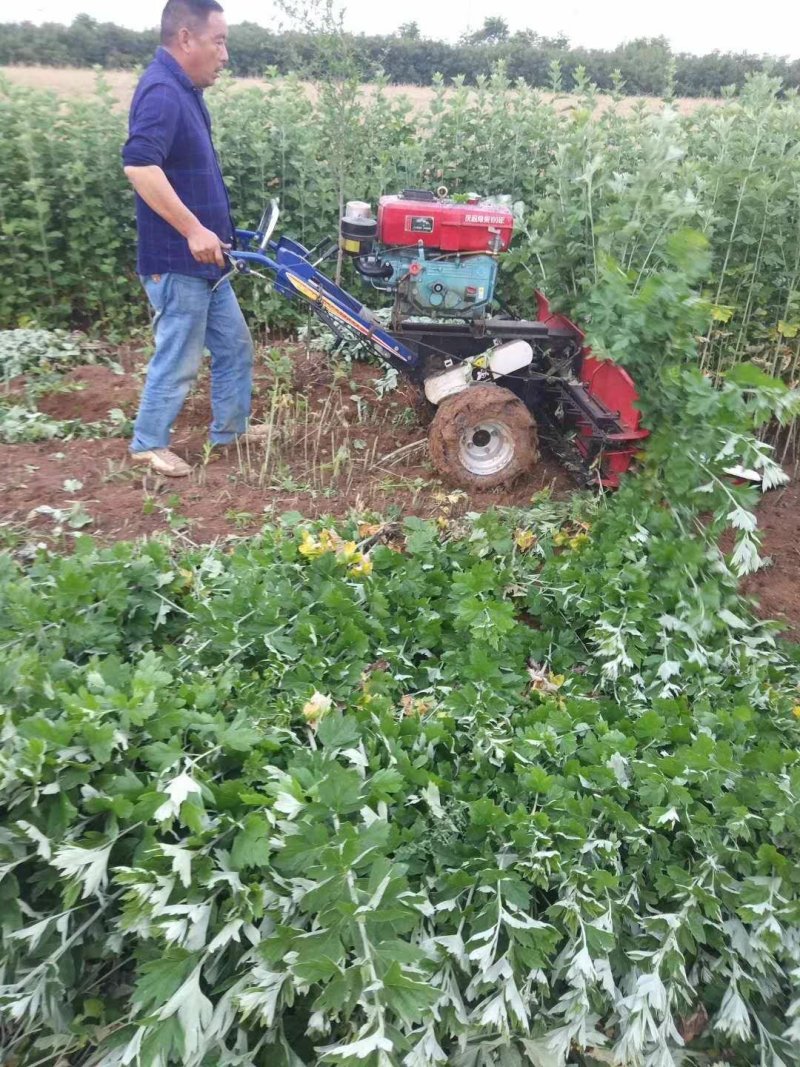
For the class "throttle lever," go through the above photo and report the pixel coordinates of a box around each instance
[211,252,248,293]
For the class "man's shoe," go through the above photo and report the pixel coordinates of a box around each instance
[235,424,270,445]
[131,448,192,477]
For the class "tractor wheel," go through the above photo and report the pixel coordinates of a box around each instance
[428,383,539,490]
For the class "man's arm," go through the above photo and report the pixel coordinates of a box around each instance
[123,164,226,267]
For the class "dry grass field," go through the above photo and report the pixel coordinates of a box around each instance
[0,63,723,115]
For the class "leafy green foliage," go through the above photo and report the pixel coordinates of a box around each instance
[0,74,139,333]
[0,328,96,380]
[2,56,800,1066]
[0,328,132,442]
[578,228,799,588]
[2,69,800,402]
[1,501,799,1065]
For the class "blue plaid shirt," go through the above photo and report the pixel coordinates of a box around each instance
[122,48,234,280]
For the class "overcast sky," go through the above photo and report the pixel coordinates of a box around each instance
[7,0,800,59]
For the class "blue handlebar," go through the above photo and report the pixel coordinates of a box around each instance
[231,228,419,369]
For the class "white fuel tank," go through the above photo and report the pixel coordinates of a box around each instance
[488,340,533,378]
[424,365,472,405]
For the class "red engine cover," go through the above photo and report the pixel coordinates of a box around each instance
[377,194,514,253]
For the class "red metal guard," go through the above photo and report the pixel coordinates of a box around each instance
[534,292,648,487]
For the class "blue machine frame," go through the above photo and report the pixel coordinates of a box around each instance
[229,219,421,371]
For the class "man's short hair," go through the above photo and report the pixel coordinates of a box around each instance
[161,0,224,44]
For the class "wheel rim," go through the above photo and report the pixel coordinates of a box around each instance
[458,420,515,476]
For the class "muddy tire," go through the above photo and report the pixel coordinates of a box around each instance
[428,383,539,490]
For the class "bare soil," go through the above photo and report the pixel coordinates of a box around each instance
[1,343,797,635]
[0,65,724,117]
[35,364,141,421]
[742,479,800,637]
[0,344,570,543]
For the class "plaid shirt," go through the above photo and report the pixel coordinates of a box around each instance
[122,48,234,280]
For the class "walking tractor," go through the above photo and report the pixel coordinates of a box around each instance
[222,191,648,489]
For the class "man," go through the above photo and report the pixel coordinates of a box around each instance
[122,0,263,477]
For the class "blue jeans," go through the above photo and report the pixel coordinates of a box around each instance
[131,272,254,452]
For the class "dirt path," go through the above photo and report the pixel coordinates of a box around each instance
[1,343,796,634]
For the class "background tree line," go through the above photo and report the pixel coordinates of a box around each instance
[1,14,799,96]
